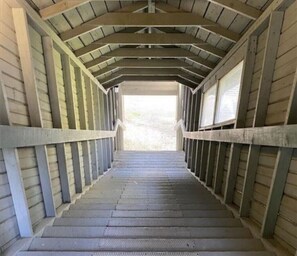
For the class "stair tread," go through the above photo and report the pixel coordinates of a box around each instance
[19,151,273,255]
[17,252,275,256]
[29,238,265,251]
[42,226,252,238]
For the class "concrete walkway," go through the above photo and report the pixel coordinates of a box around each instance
[18,151,274,255]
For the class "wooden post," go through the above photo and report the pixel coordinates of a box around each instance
[176,84,183,151]
[190,91,201,172]
[184,88,191,162]
[199,140,210,181]
[61,54,83,193]
[42,36,71,203]
[99,90,109,171]
[194,140,202,177]
[75,68,92,185]
[186,92,194,169]
[13,8,56,217]
[206,141,217,186]
[108,89,115,162]
[240,12,284,216]
[224,36,258,204]
[213,142,227,194]
[85,77,99,180]
[261,66,297,237]
[116,86,124,150]
[0,71,33,237]
[93,86,105,175]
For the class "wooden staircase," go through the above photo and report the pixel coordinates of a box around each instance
[17,151,275,256]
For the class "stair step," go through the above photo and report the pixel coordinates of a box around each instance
[70,203,226,211]
[42,226,252,238]
[17,151,273,255]
[28,238,265,251]
[62,209,233,218]
[17,252,275,256]
[53,217,242,227]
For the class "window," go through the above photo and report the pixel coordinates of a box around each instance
[215,61,243,124]
[200,84,217,127]
[200,61,244,128]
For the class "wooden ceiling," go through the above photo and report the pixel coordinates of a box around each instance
[26,0,272,89]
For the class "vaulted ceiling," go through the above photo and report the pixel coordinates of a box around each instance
[26,0,272,89]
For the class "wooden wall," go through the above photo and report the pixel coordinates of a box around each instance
[0,0,118,253]
[184,1,297,255]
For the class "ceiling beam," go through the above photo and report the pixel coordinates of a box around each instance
[59,2,148,42]
[108,59,194,68]
[156,27,226,58]
[155,2,240,42]
[98,68,201,85]
[103,76,198,90]
[84,48,216,70]
[75,33,224,58]
[40,0,91,20]
[208,0,262,20]
[92,59,208,79]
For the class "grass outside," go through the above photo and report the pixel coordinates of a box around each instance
[124,95,177,151]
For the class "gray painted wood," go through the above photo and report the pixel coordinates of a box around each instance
[206,142,217,187]
[194,141,202,177]
[75,68,92,185]
[223,36,258,205]
[13,8,56,217]
[0,71,33,237]
[239,145,260,217]
[42,36,71,203]
[214,143,227,194]
[224,143,241,204]
[199,140,209,181]
[61,54,83,193]
[93,86,105,175]
[261,148,293,237]
[85,77,99,180]
[16,151,272,255]
[253,11,284,127]
[261,65,297,237]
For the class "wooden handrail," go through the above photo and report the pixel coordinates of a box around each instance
[0,119,125,149]
[175,119,297,148]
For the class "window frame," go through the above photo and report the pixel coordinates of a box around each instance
[199,61,244,129]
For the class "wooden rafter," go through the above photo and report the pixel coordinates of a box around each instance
[57,12,237,43]
[84,48,217,70]
[103,76,199,90]
[60,2,148,42]
[97,68,201,85]
[40,0,91,20]
[155,2,240,42]
[75,33,224,58]
[91,59,208,79]
[208,0,262,20]
[156,28,226,58]
[75,28,145,57]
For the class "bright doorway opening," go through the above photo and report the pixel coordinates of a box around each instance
[123,95,177,151]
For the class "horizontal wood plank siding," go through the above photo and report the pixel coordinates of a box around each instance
[274,149,297,254]
[233,145,248,208]
[18,147,45,228]
[53,49,76,198]
[70,65,85,189]
[221,144,231,196]
[249,147,277,226]
[245,28,268,128]
[264,1,297,126]
[0,149,19,253]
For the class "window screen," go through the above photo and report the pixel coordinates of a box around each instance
[215,61,243,124]
[200,84,217,127]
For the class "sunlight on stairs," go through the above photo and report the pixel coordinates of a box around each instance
[17,151,274,256]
